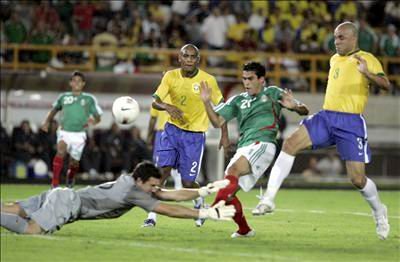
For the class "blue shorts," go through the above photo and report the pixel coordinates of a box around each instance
[152,130,162,166]
[301,110,371,163]
[156,123,206,182]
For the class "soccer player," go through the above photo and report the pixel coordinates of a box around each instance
[41,71,102,188]
[200,61,309,238]
[0,161,234,235]
[253,22,391,240]
[151,44,229,227]
[143,95,183,227]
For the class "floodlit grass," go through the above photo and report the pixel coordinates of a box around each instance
[1,184,399,262]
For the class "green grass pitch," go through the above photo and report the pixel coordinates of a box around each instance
[1,184,399,262]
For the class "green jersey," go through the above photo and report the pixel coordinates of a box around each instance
[215,86,284,148]
[53,92,103,132]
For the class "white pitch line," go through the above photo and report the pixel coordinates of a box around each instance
[243,207,400,219]
[0,234,296,262]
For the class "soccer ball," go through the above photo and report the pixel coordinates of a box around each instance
[112,96,140,125]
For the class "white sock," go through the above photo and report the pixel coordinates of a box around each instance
[264,151,295,202]
[171,169,182,190]
[360,178,383,213]
[193,197,204,208]
[147,212,157,221]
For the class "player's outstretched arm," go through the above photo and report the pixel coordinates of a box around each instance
[152,200,235,220]
[154,179,230,201]
[279,89,309,116]
[41,108,59,132]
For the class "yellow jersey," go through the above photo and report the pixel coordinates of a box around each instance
[153,68,223,132]
[323,50,385,114]
[150,96,171,131]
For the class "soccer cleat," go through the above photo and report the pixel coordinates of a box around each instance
[373,204,390,240]
[195,218,205,227]
[141,218,156,228]
[231,230,256,238]
[252,198,275,216]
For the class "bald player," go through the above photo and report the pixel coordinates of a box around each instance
[151,44,229,227]
[253,21,391,240]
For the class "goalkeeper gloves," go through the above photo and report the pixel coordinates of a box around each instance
[198,179,230,197]
[198,201,235,221]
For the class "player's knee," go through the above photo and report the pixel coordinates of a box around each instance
[282,138,298,155]
[350,175,366,189]
[69,159,79,169]
[181,180,196,188]
[226,165,240,177]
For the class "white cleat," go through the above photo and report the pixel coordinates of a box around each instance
[231,230,256,238]
[252,198,275,216]
[373,204,390,240]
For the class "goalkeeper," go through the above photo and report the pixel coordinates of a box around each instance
[1,161,234,235]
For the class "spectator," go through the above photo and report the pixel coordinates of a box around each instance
[73,1,95,44]
[301,157,320,179]
[92,24,118,71]
[380,24,400,57]
[316,152,343,177]
[248,8,264,32]
[33,1,60,31]
[36,120,58,171]
[184,15,203,47]
[358,17,378,53]
[0,123,12,177]
[29,21,54,63]
[201,6,228,50]
[11,120,37,164]
[101,123,124,178]
[122,126,151,173]
[5,12,27,44]
[384,1,400,28]
[81,136,102,180]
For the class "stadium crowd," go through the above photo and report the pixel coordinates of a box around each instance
[0,120,151,181]
[1,1,399,69]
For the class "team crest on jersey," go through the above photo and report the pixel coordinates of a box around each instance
[192,83,200,93]
[80,99,86,106]
[261,95,268,102]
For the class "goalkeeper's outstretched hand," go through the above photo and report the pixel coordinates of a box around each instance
[198,179,230,197]
[198,201,235,221]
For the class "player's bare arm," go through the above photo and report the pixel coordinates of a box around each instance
[152,96,184,122]
[154,179,230,201]
[279,89,309,116]
[200,81,226,127]
[41,108,59,132]
[353,55,391,91]
[146,116,157,150]
[152,200,235,220]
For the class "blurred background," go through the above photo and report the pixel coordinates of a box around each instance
[0,0,399,189]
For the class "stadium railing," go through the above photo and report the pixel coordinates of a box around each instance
[2,44,399,93]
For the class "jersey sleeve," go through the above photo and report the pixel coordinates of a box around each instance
[88,95,103,116]
[125,188,161,212]
[150,107,159,117]
[208,76,224,105]
[153,72,171,101]
[214,95,238,122]
[366,54,385,76]
[52,94,63,111]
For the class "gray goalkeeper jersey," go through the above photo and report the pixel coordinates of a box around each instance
[76,175,160,219]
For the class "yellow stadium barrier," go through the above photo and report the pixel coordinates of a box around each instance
[2,44,399,93]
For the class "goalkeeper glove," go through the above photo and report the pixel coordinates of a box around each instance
[198,179,230,197]
[198,201,235,221]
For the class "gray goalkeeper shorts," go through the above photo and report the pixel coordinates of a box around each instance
[18,188,81,233]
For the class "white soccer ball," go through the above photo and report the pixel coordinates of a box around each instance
[112,96,140,125]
